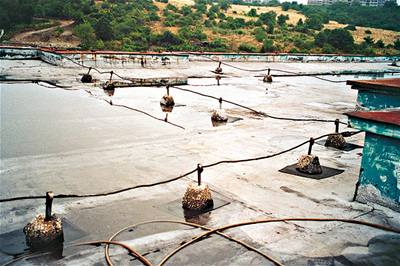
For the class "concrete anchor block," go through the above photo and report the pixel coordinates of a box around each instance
[325,133,346,149]
[296,154,323,175]
[160,95,175,107]
[23,192,64,250]
[182,183,214,211]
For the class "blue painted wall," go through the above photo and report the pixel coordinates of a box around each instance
[356,89,400,110]
[359,132,400,203]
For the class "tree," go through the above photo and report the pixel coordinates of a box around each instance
[261,39,275,53]
[248,8,257,17]
[363,36,374,46]
[238,43,257,53]
[277,15,289,26]
[393,39,400,50]
[315,29,355,53]
[74,23,96,49]
[305,15,323,31]
[95,15,113,41]
[375,39,385,48]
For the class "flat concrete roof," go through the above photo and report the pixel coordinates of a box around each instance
[347,78,400,91]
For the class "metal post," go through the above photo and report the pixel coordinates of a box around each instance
[218,61,221,68]
[165,113,168,122]
[219,97,223,109]
[45,192,54,221]
[166,85,170,96]
[197,164,203,186]
[335,119,340,133]
[268,68,271,76]
[109,71,113,82]
[308,137,314,155]
[86,67,92,75]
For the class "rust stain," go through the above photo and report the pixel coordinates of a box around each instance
[346,110,400,126]
[347,78,400,90]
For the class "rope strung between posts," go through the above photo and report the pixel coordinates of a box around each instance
[187,53,348,83]
[102,99,185,130]
[56,51,349,124]
[0,130,362,203]
[171,85,347,125]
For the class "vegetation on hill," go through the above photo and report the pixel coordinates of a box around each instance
[1,0,399,55]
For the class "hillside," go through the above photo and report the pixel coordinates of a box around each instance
[1,0,400,55]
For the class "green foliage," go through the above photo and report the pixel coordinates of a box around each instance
[315,29,355,53]
[2,0,398,55]
[305,15,323,31]
[248,8,257,17]
[253,27,266,42]
[74,22,96,50]
[258,12,276,34]
[344,24,356,31]
[260,39,275,53]
[277,15,289,27]
[375,39,385,48]
[363,35,374,46]
[394,39,400,50]
[238,43,257,52]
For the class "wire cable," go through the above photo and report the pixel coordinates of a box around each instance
[0,131,361,203]
[171,85,347,125]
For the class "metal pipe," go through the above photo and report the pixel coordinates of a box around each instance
[308,137,314,155]
[45,191,54,221]
[335,119,340,133]
[197,164,203,186]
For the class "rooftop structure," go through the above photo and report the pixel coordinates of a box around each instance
[346,78,400,211]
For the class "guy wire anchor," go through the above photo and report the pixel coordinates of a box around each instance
[296,137,323,175]
[215,61,223,74]
[103,71,115,91]
[325,118,346,149]
[81,67,92,83]
[182,163,213,211]
[160,84,175,110]
[211,97,228,123]
[263,68,273,83]
[23,192,64,250]
[215,74,221,86]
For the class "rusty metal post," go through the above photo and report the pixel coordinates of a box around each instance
[45,192,54,221]
[197,164,203,186]
[308,137,314,155]
[335,119,340,133]
[166,85,170,96]
[219,97,223,109]
[164,113,168,122]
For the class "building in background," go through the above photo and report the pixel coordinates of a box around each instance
[308,0,389,6]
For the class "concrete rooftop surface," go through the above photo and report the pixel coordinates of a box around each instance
[1,58,400,265]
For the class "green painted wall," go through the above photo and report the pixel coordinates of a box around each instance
[359,133,400,203]
[356,89,400,110]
